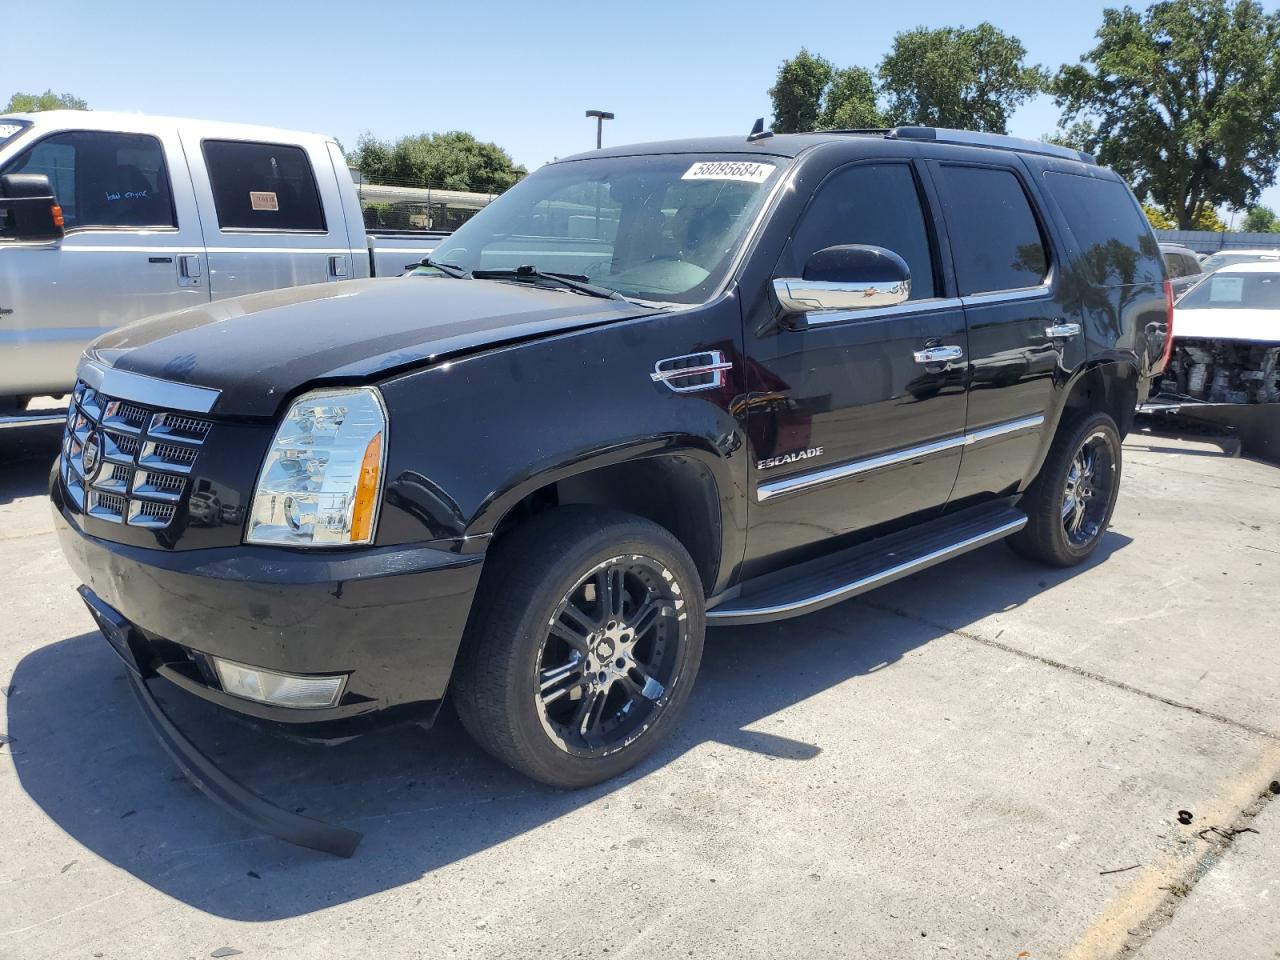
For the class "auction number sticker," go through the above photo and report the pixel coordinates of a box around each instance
[682,161,775,183]
[249,191,279,212]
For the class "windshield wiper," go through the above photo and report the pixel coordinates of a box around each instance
[472,264,628,301]
[418,258,471,279]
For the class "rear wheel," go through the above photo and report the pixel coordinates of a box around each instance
[452,507,705,788]
[1008,410,1122,567]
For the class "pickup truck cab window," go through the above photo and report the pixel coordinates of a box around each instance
[933,164,1047,295]
[785,162,938,301]
[1,130,176,230]
[428,153,787,305]
[201,139,326,233]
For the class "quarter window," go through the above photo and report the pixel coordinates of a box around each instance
[934,165,1048,296]
[202,140,326,232]
[1044,171,1163,286]
[787,163,936,301]
[1,130,175,230]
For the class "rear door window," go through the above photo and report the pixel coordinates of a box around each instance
[1,130,175,230]
[933,165,1047,296]
[1043,171,1164,286]
[787,162,937,300]
[202,139,325,232]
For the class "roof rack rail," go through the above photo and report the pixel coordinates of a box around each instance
[885,126,1096,165]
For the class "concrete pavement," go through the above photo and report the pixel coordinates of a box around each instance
[1,422,1277,960]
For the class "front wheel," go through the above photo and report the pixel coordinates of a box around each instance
[451,507,705,788]
[1008,410,1122,567]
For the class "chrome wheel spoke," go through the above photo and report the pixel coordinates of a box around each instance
[596,564,626,622]
[554,601,596,652]
[573,685,607,737]
[623,665,665,702]
[539,658,584,705]
[628,596,663,640]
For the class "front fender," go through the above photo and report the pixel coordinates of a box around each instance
[371,301,748,586]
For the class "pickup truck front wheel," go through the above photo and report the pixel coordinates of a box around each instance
[452,507,705,788]
[1009,409,1122,567]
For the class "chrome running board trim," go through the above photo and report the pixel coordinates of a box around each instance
[707,514,1027,624]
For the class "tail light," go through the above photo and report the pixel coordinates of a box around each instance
[51,204,65,229]
[1156,278,1175,374]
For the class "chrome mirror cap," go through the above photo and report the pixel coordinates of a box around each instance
[772,276,911,314]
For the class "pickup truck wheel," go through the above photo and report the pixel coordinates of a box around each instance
[451,507,705,788]
[1008,410,1122,567]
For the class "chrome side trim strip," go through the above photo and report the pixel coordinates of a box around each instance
[757,414,1046,502]
[959,284,1052,306]
[757,434,966,502]
[800,297,964,327]
[79,360,221,414]
[963,414,1045,447]
[707,516,1028,622]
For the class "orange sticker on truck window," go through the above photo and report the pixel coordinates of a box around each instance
[249,191,279,211]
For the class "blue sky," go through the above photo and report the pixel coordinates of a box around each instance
[3,0,1275,214]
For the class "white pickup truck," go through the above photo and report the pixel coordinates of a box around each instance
[0,111,444,419]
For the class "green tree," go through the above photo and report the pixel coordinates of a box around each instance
[820,67,887,129]
[1143,203,1177,229]
[768,49,835,133]
[1242,205,1280,232]
[3,90,88,112]
[350,131,526,193]
[878,23,1045,133]
[1053,0,1280,230]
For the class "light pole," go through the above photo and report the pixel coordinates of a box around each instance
[585,109,614,150]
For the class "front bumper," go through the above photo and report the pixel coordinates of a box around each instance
[52,481,486,734]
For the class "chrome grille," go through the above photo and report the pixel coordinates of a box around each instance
[61,378,213,529]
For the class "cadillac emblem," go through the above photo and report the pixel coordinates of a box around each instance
[81,432,102,480]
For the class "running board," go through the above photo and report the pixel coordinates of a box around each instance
[707,504,1027,625]
[0,410,66,429]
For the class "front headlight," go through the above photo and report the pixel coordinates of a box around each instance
[245,387,387,547]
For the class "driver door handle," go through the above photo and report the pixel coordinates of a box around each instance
[1045,322,1081,338]
[913,345,964,364]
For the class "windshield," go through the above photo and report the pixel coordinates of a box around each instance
[1200,252,1280,273]
[425,153,786,305]
[1179,271,1280,310]
[0,118,30,148]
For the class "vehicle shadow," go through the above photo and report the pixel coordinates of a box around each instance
[0,422,62,505]
[6,532,1129,922]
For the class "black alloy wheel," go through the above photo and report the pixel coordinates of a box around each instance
[452,506,705,788]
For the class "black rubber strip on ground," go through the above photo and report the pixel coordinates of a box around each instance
[127,670,362,858]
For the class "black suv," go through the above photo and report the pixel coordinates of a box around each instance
[52,127,1171,805]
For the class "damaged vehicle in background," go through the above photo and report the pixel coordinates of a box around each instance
[1150,262,1280,462]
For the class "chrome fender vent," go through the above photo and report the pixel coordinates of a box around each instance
[650,350,732,394]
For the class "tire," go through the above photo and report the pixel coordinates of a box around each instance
[1008,409,1123,568]
[451,506,705,788]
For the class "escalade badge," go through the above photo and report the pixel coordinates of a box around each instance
[757,447,823,471]
[81,432,102,480]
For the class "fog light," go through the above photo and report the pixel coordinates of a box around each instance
[212,657,346,709]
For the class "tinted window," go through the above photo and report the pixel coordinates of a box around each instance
[1,130,175,229]
[788,163,936,300]
[1044,171,1163,286]
[203,140,325,232]
[1163,252,1189,278]
[1181,254,1203,276]
[934,165,1046,295]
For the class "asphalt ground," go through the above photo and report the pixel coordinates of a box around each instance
[2,419,1277,960]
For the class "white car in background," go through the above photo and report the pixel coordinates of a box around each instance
[1148,261,1280,462]
[1156,262,1279,404]
[1197,248,1280,275]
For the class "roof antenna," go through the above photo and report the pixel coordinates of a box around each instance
[747,117,773,142]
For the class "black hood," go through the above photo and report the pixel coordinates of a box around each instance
[87,277,648,417]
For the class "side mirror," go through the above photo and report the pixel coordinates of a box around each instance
[773,244,910,315]
[0,173,65,242]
